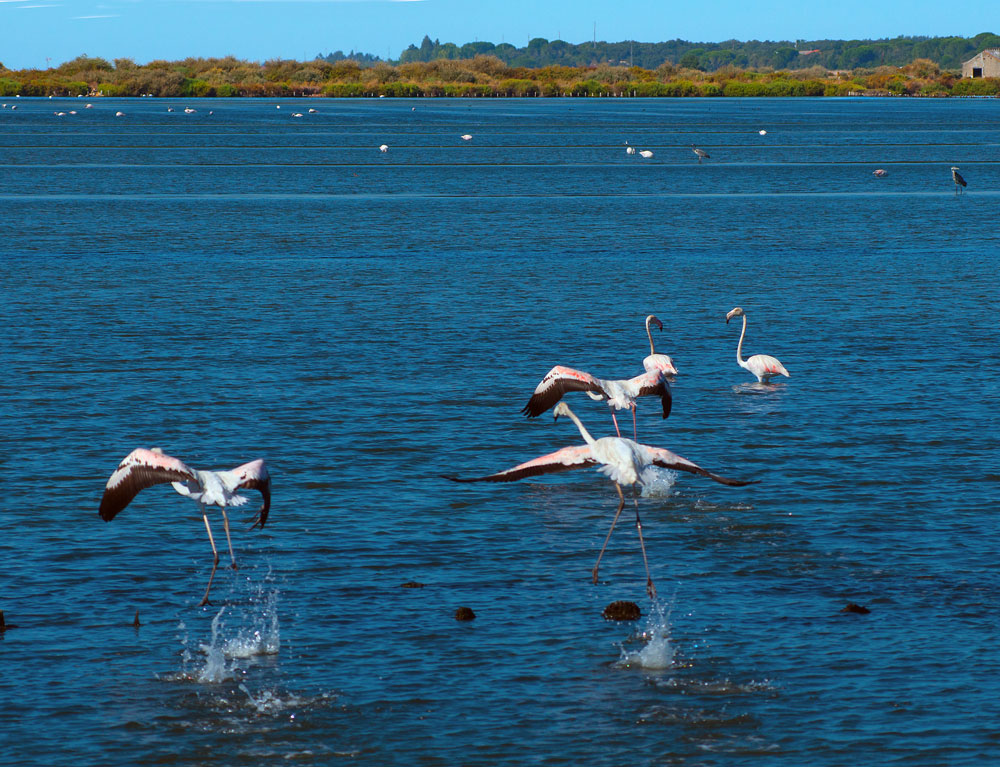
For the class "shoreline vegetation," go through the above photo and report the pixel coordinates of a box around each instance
[2,54,999,99]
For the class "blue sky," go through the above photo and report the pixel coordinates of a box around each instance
[1,0,994,70]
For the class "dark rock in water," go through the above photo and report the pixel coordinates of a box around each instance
[400,581,425,589]
[603,600,641,621]
[454,607,476,621]
[841,602,871,615]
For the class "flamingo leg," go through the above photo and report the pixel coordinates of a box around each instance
[631,403,638,442]
[199,508,221,607]
[633,494,656,600]
[592,483,627,585]
[610,411,622,438]
[220,508,238,570]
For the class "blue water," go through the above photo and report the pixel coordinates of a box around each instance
[1,96,999,765]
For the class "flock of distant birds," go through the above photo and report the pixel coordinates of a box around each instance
[98,308,788,604]
[1,100,973,191]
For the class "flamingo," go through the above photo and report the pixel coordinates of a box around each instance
[951,166,967,194]
[99,448,271,606]
[379,144,389,153]
[725,307,789,382]
[873,169,888,177]
[461,134,472,141]
[447,402,755,597]
[639,150,654,158]
[758,129,767,136]
[692,145,709,162]
[626,146,636,155]
[521,315,677,439]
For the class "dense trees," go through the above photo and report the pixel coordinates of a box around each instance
[379,32,1000,71]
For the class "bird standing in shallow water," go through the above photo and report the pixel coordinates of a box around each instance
[726,307,790,383]
[99,448,271,606]
[692,145,709,163]
[448,403,755,598]
[951,166,967,194]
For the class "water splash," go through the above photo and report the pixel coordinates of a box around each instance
[640,466,678,498]
[617,598,676,670]
[163,579,282,684]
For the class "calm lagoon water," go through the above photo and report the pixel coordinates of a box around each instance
[1,96,999,765]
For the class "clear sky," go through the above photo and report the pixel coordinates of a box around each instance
[0,0,994,70]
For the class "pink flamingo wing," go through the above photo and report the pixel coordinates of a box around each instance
[640,445,757,487]
[99,448,197,522]
[446,445,596,483]
[229,459,272,529]
[521,366,606,417]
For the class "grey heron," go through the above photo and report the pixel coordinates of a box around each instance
[951,166,967,194]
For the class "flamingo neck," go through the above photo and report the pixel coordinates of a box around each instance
[736,314,749,368]
[563,409,597,446]
[646,316,656,356]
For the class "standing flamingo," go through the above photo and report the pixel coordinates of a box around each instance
[725,307,789,382]
[521,315,677,440]
[448,402,755,598]
[99,448,271,606]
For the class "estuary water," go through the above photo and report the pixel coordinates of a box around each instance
[1,96,999,765]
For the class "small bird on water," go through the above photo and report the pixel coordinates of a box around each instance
[951,166,967,194]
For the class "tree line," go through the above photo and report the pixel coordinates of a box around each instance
[321,32,1000,72]
[1,53,998,99]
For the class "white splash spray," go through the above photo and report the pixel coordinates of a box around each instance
[617,598,676,670]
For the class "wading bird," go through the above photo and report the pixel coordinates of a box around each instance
[521,315,677,439]
[99,448,271,606]
[873,169,888,177]
[639,150,654,158]
[725,306,789,383]
[379,144,389,153]
[448,403,755,598]
[461,134,472,141]
[951,166,967,194]
[626,146,636,155]
[692,145,710,162]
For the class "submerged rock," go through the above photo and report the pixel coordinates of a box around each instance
[840,602,871,615]
[603,601,641,621]
[400,581,425,589]
[454,607,476,621]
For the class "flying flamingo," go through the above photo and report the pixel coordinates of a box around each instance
[725,307,789,382]
[448,402,755,597]
[521,315,677,439]
[99,448,271,606]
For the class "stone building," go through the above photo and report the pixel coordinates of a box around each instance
[962,49,1000,78]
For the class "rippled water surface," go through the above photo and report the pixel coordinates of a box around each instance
[2,96,999,766]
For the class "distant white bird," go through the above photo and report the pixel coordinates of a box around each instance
[461,134,472,141]
[379,144,389,153]
[692,145,709,162]
[68,110,77,115]
[448,403,755,597]
[951,166,967,194]
[54,111,66,116]
[85,103,93,108]
[758,129,767,135]
[99,447,271,606]
[10,105,17,110]
[873,169,888,177]
[725,307,789,383]
[115,111,125,117]
[626,146,636,155]
[184,107,196,114]
[308,108,318,113]
[276,105,280,109]
[639,150,653,159]
[291,112,303,118]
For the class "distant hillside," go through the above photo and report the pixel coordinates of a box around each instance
[319,32,1000,71]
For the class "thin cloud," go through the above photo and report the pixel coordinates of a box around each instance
[74,12,120,16]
